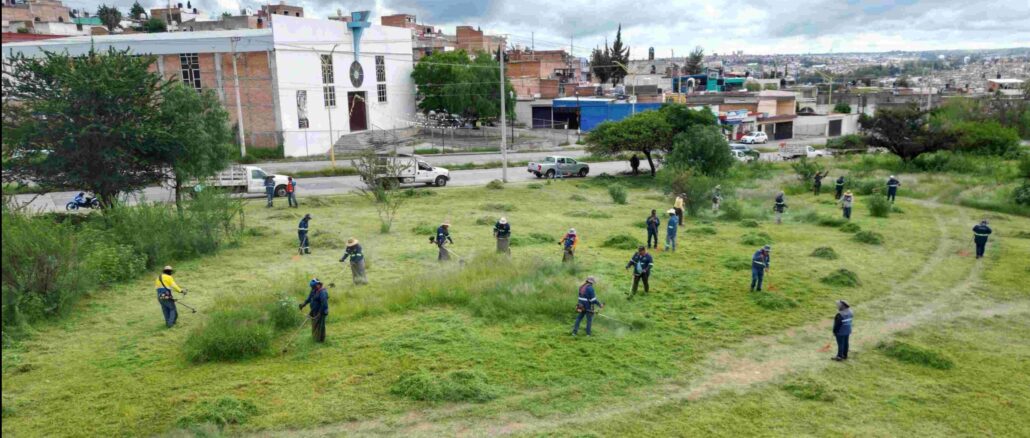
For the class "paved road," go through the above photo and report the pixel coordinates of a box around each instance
[258,149,591,174]
[10,160,630,213]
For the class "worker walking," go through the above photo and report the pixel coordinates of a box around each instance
[645,209,660,249]
[774,192,787,224]
[840,191,854,220]
[299,279,328,343]
[286,176,298,208]
[340,238,367,285]
[664,208,679,252]
[831,300,853,361]
[750,245,771,292]
[572,276,602,336]
[494,217,511,256]
[886,175,901,202]
[674,194,685,223]
[627,246,654,299]
[155,266,188,328]
[264,175,276,208]
[435,222,453,261]
[712,185,723,213]
[813,171,829,196]
[559,228,578,263]
[630,154,640,176]
[297,214,311,255]
[972,219,992,259]
[834,175,846,200]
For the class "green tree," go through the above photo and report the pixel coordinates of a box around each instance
[948,120,1021,158]
[96,4,122,32]
[2,49,169,207]
[155,84,234,210]
[590,45,612,86]
[745,81,761,91]
[586,110,672,176]
[833,101,852,113]
[141,17,167,33]
[666,125,735,177]
[609,24,629,85]
[129,1,147,20]
[685,46,705,75]
[411,50,514,125]
[860,105,951,162]
[658,103,718,136]
[895,76,910,88]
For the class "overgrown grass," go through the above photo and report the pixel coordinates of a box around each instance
[868,193,892,218]
[292,166,359,178]
[608,184,628,204]
[183,308,274,363]
[486,179,505,190]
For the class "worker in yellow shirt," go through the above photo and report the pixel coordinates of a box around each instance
[154,265,187,327]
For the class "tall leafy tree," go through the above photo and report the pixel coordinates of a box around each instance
[97,4,123,32]
[155,83,234,210]
[586,110,672,176]
[659,103,718,136]
[2,49,169,207]
[685,46,705,75]
[129,1,147,20]
[142,17,167,33]
[590,45,612,85]
[411,50,514,125]
[860,105,951,162]
[609,24,629,85]
[666,125,735,177]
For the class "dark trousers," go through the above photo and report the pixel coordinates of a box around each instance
[350,260,367,284]
[843,207,852,219]
[159,298,178,328]
[887,188,897,202]
[814,184,821,195]
[572,311,594,335]
[835,187,843,200]
[632,272,650,294]
[496,237,510,255]
[563,248,574,263]
[266,188,274,207]
[438,245,450,261]
[298,231,309,253]
[751,267,765,291]
[311,313,326,342]
[975,238,988,258]
[287,192,297,207]
[647,229,658,248]
[835,334,850,359]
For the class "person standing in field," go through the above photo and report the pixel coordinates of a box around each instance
[773,192,787,224]
[286,176,298,208]
[494,217,511,256]
[299,279,328,343]
[750,245,771,292]
[664,208,679,252]
[572,276,602,336]
[813,170,829,196]
[972,219,992,259]
[630,154,640,176]
[559,228,578,263]
[834,175,846,200]
[627,246,654,299]
[674,194,685,223]
[155,266,187,328]
[840,191,854,220]
[264,175,276,208]
[886,175,901,203]
[435,222,453,261]
[297,213,311,255]
[645,209,660,249]
[712,185,723,213]
[832,300,853,361]
[340,238,367,285]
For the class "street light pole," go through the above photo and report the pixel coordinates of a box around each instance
[230,37,246,157]
[499,42,508,182]
[327,43,340,168]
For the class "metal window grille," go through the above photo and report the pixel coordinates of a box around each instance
[377,83,387,103]
[375,55,386,82]
[179,53,201,90]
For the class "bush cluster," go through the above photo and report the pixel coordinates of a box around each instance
[608,184,628,204]
[485,179,505,190]
[867,194,892,218]
[183,308,274,363]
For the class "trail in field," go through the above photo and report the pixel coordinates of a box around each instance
[256,201,1028,437]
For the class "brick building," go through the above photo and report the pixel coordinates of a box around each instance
[379,13,454,60]
[455,25,504,53]
[2,15,416,157]
[259,2,303,18]
[1,0,86,35]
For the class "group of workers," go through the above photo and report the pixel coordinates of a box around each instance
[265,176,299,208]
[772,175,905,222]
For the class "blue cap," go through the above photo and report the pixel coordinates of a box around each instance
[309,278,321,288]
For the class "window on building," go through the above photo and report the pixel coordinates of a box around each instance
[296,90,309,128]
[375,55,386,82]
[320,54,336,108]
[178,53,201,90]
[377,83,387,103]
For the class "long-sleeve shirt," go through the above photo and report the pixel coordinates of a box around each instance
[341,244,364,263]
[436,226,453,245]
[887,178,901,189]
[833,309,853,336]
[561,233,578,250]
[303,286,329,316]
[667,215,679,235]
[494,222,511,238]
[577,283,601,312]
[646,215,660,232]
[814,173,825,187]
[751,250,770,270]
[154,273,182,298]
[840,195,853,209]
[264,178,275,190]
[627,252,654,275]
[774,195,787,212]
[835,177,845,188]
[972,224,992,240]
[298,217,310,232]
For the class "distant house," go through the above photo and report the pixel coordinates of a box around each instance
[987,78,1025,96]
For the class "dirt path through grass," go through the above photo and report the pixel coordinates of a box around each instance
[253,200,1029,437]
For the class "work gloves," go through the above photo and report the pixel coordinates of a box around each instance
[181,289,188,296]
[298,303,306,310]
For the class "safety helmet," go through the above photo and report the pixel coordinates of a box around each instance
[309,278,321,288]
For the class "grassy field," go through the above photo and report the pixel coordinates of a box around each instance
[2,163,1029,437]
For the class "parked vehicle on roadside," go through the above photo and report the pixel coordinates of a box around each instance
[731,149,756,163]
[740,131,768,144]
[198,165,292,196]
[528,156,590,178]
[779,144,828,160]
[365,154,451,187]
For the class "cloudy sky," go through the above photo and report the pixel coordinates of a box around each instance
[66,0,1030,57]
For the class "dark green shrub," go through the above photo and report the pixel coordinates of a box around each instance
[266,292,303,331]
[782,377,836,401]
[176,397,259,429]
[81,241,147,286]
[839,222,861,233]
[868,194,892,217]
[602,234,642,250]
[486,179,505,190]
[721,200,743,221]
[821,269,860,287]
[1015,231,1030,239]
[740,231,773,246]
[183,308,273,363]
[722,257,751,270]
[608,184,628,204]
[1019,154,1030,179]
[390,370,499,403]
[825,134,864,151]
[482,203,516,212]
[847,178,881,196]
[877,341,954,369]
[740,219,760,228]
[1013,181,1030,206]
[790,157,823,188]
[810,247,839,260]
[853,231,884,245]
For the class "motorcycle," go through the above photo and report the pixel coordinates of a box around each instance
[66,196,100,211]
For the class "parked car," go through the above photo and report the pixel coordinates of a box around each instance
[740,131,768,144]
[729,143,752,153]
[365,154,450,187]
[731,150,756,163]
[528,156,590,178]
[198,165,292,196]
[779,144,828,160]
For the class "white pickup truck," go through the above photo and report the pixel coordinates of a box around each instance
[199,165,292,196]
[778,144,828,160]
[367,154,451,187]
[528,156,590,178]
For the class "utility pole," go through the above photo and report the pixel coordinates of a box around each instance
[499,42,508,182]
[327,44,340,168]
[230,37,246,157]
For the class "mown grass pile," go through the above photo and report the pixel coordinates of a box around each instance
[810,247,839,260]
[821,268,861,287]
[740,231,774,246]
[853,230,884,245]
[781,376,837,402]
[877,340,955,370]
[390,369,500,403]
[176,397,260,429]
[602,234,643,250]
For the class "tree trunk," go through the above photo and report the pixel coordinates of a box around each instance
[174,175,183,214]
[643,149,656,176]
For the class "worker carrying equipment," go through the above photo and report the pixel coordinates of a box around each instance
[155,265,188,328]
[340,238,368,285]
[571,276,603,336]
[494,217,511,256]
[972,219,992,259]
[886,176,901,203]
[297,214,311,255]
[773,192,787,224]
[627,246,654,299]
[834,176,845,200]
[435,222,454,261]
[299,278,328,343]
[559,228,578,263]
[750,245,771,292]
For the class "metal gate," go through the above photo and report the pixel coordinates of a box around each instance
[828,119,842,137]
